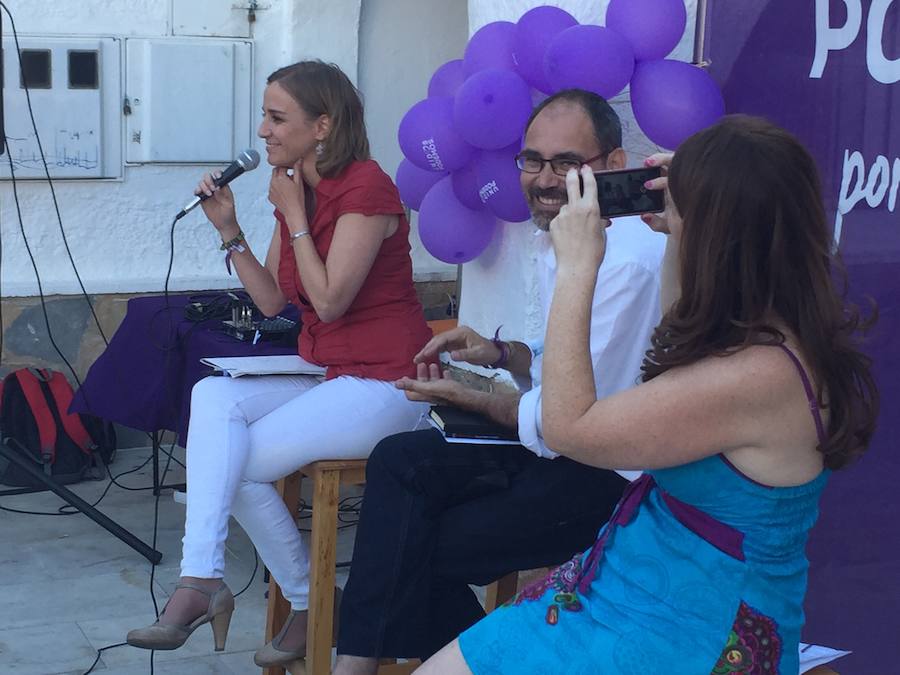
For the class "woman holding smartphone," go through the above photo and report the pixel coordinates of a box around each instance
[417,116,878,674]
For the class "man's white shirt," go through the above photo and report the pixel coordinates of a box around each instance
[515,216,666,480]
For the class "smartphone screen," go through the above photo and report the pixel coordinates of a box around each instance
[592,166,664,218]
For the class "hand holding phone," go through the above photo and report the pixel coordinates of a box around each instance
[549,166,610,273]
[638,153,681,237]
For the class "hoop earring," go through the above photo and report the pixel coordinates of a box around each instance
[315,141,325,156]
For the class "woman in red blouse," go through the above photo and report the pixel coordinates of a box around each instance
[127,61,434,666]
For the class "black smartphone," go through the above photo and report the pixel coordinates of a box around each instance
[589,166,664,218]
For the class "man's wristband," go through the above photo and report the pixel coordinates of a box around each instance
[486,326,510,369]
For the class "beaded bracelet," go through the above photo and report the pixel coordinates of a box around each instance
[220,230,246,275]
[219,230,246,251]
[486,326,510,369]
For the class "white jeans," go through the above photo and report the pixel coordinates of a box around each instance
[180,374,428,609]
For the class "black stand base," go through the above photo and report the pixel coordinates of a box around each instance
[0,442,162,564]
[151,431,186,496]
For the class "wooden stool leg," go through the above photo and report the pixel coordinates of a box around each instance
[306,468,341,675]
[484,571,519,613]
[263,471,303,675]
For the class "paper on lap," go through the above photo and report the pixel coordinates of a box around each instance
[799,643,851,673]
[199,355,326,377]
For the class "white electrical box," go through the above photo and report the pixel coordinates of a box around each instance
[125,39,253,164]
[173,0,252,38]
[0,36,122,180]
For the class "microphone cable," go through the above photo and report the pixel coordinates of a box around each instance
[0,5,259,673]
[0,1,108,348]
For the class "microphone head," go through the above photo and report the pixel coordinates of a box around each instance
[236,149,261,171]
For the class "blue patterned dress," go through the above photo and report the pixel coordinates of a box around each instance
[459,346,828,674]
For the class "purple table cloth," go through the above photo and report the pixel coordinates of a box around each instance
[71,295,297,446]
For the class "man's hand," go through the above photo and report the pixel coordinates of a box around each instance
[395,363,478,406]
[396,363,521,430]
[413,326,503,367]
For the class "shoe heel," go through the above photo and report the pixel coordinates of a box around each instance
[211,610,232,652]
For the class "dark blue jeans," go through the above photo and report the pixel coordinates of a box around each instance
[337,429,628,659]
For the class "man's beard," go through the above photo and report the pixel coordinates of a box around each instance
[527,186,568,231]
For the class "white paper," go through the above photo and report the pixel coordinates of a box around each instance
[200,355,326,377]
[427,416,521,445]
[441,435,522,446]
[799,642,851,673]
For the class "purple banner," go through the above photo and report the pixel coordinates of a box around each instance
[705,2,899,672]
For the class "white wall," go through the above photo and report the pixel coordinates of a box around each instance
[358,0,468,282]
[0,0,370,296]
[0,0,699,312]
[459,0,699,351]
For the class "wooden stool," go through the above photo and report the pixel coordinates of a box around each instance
[263,320,460,674]
[264,459,367,675]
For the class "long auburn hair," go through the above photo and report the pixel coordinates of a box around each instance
[641,115,878,470]
[267,61,370,178]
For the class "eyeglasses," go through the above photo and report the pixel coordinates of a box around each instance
[515,151,607,177]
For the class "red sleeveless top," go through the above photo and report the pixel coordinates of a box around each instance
[276,160,432,381]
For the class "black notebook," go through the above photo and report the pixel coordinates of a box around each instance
[429,405,520,443]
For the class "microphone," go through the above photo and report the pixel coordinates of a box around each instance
[175,149,261,220]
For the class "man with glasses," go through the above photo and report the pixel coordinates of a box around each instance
[332,89,665,675]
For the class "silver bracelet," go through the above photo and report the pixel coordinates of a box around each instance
[290,230,311,241]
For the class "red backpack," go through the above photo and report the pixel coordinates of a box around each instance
[0,368,116,488]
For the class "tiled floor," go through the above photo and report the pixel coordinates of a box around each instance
[0,445,359,675]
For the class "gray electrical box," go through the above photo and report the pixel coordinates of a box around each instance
[125,38,253,164]
[0,36,121,179]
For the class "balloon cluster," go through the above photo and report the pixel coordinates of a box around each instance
[397,1,724,264]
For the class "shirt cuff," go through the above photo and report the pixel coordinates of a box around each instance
[517,387,559,459]
[511,341,538,392]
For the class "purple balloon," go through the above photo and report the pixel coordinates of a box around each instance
[606,0,687,62]
[630,59,725,150]
[418,177,497,264]
[453,69,533,150]
[428,59,467,98]
[451,160,484,211]
[396,159,447,211]
[513,5,579,94]
[544,25,635,99]
[463,21,517,76]
[476,144,531,223]
[398,97,477,172]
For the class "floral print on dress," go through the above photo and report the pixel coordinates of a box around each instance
[712,601,782,674]
[508,554,584,625]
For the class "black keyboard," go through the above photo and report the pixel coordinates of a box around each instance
[257,316,296,333]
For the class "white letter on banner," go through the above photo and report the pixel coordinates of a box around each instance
[834,149,867,248]
[810,0,863,79]
[865,155,891,207]
[889,158,900,212]
[867,0,900,84]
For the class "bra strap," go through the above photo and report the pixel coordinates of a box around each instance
[776,344,827,445]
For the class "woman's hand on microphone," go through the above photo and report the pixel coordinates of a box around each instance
[269,159,307,228]
[197,171,239,236]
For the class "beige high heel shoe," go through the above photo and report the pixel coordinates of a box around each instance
[254,587,342,667]
[126,581,235,651]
